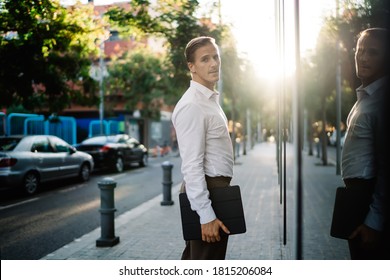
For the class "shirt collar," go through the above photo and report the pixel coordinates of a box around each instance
[190,80,219,99]
[356,76,388,97]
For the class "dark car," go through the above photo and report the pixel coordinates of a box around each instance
[0,135,94,195]
[75,134,148,173]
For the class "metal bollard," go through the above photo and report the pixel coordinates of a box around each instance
[161,161,174,206]
[96,177,120,247]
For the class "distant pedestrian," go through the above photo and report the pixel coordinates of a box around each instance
[341,27,389,259]
[172,36,234,260]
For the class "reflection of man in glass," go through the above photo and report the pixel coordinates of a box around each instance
[341,28,389,259]
[172,37,234,259]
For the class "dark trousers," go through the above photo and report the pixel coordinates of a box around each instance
[181,175,231,260]
[344,178,389,260]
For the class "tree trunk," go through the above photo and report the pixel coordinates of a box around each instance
[321,104,328,165]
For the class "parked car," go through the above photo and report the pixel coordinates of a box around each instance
[75,134,148,173]
[329,130,346,148]
[0,135,94,195]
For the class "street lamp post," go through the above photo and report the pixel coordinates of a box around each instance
[89,38,108,136]
[99,40,105,135]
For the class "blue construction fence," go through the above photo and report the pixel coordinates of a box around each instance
[0,112,6,136]
[1,113,123,145]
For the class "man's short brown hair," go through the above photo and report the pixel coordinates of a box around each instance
[184,36,217,63]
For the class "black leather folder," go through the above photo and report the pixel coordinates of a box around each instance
[179,185,246,241]
[330,186,372,240]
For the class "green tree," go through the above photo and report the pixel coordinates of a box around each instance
[103,0,160,38]
[0,0,106,113]
[106,48,172,119]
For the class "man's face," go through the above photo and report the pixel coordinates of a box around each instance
[188,43,220,90]
[355,34,386,86]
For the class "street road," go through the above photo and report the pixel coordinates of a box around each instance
[0,154,182,260]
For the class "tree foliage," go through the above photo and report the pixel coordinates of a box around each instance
[104,0,160,39]
[106,48,172,119]
[0,0,249,122]
[0,0,106,113]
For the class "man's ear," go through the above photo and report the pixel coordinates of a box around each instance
[188,62,196,73]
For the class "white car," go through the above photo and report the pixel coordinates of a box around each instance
[329,130,345,148]
[0,135,94,195]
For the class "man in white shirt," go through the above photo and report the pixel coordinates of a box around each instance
[341,27,389,259]
[172,36,234,259]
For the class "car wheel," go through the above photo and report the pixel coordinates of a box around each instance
[79,163,91,182]
[23,172,39,195]
[114,157,124,173]
[139,154,148,167]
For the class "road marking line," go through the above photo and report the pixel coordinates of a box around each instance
[0,197,39,210]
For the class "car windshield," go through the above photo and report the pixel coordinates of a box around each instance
[0,137,21,151]
[81,135,119,145]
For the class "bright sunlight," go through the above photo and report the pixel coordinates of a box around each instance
[65,0,336,80]
[217,0,336,80]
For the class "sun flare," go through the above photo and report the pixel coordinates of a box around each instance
[218,0,335,81]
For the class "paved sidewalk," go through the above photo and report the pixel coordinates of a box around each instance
[41,142,349,260]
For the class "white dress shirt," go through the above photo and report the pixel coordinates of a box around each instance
[342,77,387,231]
[172,80,234,224]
